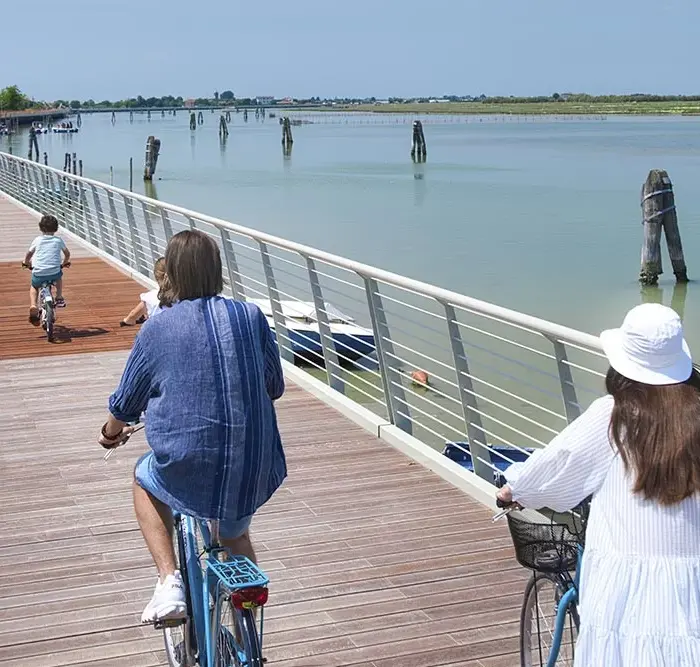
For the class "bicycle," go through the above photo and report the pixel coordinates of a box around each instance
[102,427,269,667]
[22,261,70,342]
[495,491,589,667]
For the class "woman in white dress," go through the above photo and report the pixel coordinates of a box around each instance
[120,257,166,326]
[497,303,700,666]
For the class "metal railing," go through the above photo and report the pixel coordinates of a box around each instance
[0,152,610,484]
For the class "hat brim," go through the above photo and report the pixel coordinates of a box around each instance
[600,328,693,386]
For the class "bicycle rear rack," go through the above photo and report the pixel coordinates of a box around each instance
[207,555,269,590]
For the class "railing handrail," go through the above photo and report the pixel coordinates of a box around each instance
[1,151,602,353]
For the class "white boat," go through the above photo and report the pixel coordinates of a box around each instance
[248,299,375,362]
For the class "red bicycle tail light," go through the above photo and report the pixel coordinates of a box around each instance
[230,586,268,610]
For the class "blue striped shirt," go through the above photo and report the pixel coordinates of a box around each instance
[109,296,286,522]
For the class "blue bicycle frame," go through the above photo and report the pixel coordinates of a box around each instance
[177,513,268,667]
[545,545,583,667]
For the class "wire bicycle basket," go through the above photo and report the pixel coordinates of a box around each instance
[506,501,589,574]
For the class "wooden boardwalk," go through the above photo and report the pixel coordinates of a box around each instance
[0,195,524,666]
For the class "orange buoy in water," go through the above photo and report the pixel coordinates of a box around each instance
[411,370,429,387]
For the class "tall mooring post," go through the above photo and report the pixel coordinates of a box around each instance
[411,120,426,162]
[281,117,293,156]
[27,128,39,161]
[640,169,688,285]
[189,112,197,130]
[143,136,161,180]
[219,115,229,139]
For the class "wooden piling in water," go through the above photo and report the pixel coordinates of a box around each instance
[27,128,39,161]
[243,109,248,122]
[111,111,116,125]
[411,120,427,162]
[197,111,204,125]
[143,136,161,180]
[190,112,197,130]
[72,153,77,176]
[281,117,293,154]
[225,110,231,122]
[640,169,688,285]
[43,152,48,166]
[219,115,229,139]
[79,160,83,177]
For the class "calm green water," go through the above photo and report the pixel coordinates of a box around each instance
[4,112,700,349]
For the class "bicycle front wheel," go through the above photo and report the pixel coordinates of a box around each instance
[520,573,579,667]
[214,601,263,667]
[163,519,196,667]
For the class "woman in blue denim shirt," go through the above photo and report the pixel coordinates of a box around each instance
[99,230,287,623]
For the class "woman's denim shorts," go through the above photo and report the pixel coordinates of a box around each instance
[134,452,252,539]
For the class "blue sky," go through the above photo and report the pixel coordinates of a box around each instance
[3,0,699,101]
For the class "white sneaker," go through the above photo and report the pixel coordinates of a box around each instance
[141,571,187,624]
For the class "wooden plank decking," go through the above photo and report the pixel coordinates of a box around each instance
[0,195,524,666]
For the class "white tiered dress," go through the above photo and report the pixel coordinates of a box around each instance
[504,395,700,667]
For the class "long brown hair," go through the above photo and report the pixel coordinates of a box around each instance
[159,230,223,307]
[606,366,700,505]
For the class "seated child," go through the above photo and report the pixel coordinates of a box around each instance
[120,257,166,326]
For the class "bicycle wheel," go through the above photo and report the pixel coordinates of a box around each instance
[214,600,263,667]
[163,519,196,667]
[520,573,579,667]
[44,302,54,341]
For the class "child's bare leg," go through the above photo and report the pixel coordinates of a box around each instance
[29,285,38,309]
[122,302,147,325]
[55,278,63,300]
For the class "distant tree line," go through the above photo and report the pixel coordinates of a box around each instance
[0,85,32,111]
[6,85,700,113]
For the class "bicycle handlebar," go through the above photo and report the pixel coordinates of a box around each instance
[22,262,71,270]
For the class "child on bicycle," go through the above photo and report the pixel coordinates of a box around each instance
[24,214,71,326]
[119,257,166,327]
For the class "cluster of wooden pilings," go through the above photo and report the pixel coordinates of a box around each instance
[143,136,161,180]
[639,169,688,285]
[63,152,83,176]
[281,117,293,156]
[411,121,427,162]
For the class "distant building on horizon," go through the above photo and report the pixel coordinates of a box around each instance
[183,98,196,108]
[256,96,274,105]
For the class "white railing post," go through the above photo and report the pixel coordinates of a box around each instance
[220,229,245,301]
[78,180,99,247]
[106,191,131,265]
[89,184,113,255]
[363,277,412,434]
[121,194,147,274]
[546,336,582,424]
[258,241,294,363]
[160,209,174,243]
[305,256,344,394]
[443,303,494,481]
[140,201,161,265]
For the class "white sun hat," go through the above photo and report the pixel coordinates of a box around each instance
[599,303,693,386]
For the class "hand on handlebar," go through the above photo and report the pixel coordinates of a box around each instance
[98,423,136,449]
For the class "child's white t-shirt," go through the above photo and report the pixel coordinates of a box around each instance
[29,235,65,276]
[140,289,161,318]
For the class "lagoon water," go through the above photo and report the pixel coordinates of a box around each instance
[4,111,700,347]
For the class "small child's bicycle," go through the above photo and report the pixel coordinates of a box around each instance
[22,261,70,342]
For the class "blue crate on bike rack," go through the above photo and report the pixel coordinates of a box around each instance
[207,555,269,590]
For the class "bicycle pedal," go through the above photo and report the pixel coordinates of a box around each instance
[152,618,186,629]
